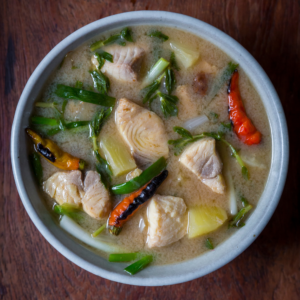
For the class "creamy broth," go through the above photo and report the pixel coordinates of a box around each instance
[30,25,271,266]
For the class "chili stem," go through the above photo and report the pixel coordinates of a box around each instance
[92,224,106,237]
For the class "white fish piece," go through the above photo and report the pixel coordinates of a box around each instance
[43,171,84,206]
[180,138,226,194]
[91,45,146,82]
[115,98,169,166]
[81,171,111,219]
[196,60,218,75]
[147,195,187,248]
[175,85,199,121]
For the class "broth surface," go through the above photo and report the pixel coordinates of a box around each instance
[31,25,271,266]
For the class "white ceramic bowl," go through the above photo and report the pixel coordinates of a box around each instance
[11,11,289,286]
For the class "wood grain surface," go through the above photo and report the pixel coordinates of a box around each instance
[1,0,299,299]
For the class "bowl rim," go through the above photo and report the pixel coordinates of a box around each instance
[11,11,289,286]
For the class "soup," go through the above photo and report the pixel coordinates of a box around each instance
[27,25,271,274]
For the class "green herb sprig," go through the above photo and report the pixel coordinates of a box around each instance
[90,27,133,51]
[229,197,253,227]
[147,30,169,41]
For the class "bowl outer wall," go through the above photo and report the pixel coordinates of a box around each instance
[11,11,289,286]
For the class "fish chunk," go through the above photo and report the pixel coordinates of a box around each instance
[81,171,111,219]
[91,45,146,82]
[147,195,187,248]
[43,171,84,206]
[115,98,169,166]
[180,138,226,194]
[175,85,199,120]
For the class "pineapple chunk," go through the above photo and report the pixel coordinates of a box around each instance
[100,136,136,176]
[188,206,227,238]
[170,41,199,69]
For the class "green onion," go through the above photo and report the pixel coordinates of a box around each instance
[35,102,57,109]
[205,238,214,250]
[53,203,83,221]
[90,27,133,51]
[147,30,169,41]
[31,116,59,126]
[220,122,232,132]
[108,253,139,262]
[92,224,106,237]
[142,58,169,87]
[229,198,253,228]
[55,84,115,107]
[124,255,153,275]
[30,153,43,186]
[111,157,167,195]
[94,51,113,69]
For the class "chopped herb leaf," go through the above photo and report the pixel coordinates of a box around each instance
[157,91,178,118]
[170,52,180,71]
[220,122,232,132]
[229,197,253,228]
[55,84,115,107]
[205,238,214,249]
[90,27,133,51]
[147,30,169,41]
[75,81,83,89]
[173,126,193,138]
[89,70,110,94]
[30,153,43,186]
[53,203,83,221]
[94,51,113,70]
[165,68,176,95]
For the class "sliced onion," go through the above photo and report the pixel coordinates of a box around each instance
[240,155,266,169]
[139,217,146,232]
[183,115,209,131]
[60,215,124,253]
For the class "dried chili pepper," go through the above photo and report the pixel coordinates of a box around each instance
[108,170,168,235]
[26,128,86,170]
[228,70,262,145]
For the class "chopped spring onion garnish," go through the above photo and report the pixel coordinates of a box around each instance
[111,157,167,195]
[147,30,169,41]
[224,168,237,215]
[183,115,209,131]
[108,253,139,262]
[90,27,133,51]
[229,197,253,228]
[55,84,115,107]
[124,255,153,275]
[142,58,170,87]
[31,116,59,126]
[60,215,123,253]
[205,238,214,250]
[92,224,106,237]
[30,153,43,186]
[94,51,113,69]
[54,203,83,220]
[205,62,238,105]
[168,127,249,179]
[165,68,176,95]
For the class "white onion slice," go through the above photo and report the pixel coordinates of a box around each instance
[224,169,237,215]
[60,216,123,253]
[139,217,146,232]
[183,115,209,131]
[240,155,266,169]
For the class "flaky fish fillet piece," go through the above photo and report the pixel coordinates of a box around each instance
[179,138,226,194]
[115,98,169,166]
[91,45,146,82]
[147,195,187,248]
[81,171,111,219]
[43,171,84,206]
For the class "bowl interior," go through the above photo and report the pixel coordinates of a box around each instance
[11,11,288,286]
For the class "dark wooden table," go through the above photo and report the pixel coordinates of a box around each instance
[1,0,299,299]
